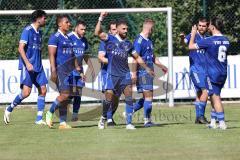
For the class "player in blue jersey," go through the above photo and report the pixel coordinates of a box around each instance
[68,20,95,121]
[180,18,209,124]
[96,14,119,127]
[95,13,154,130]
[189,17,230,130]
[131,19,168,127]
[4,10,47,125]
[46,15,75,129]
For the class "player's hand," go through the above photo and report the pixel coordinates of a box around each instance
[191,25,197,35]
[50,70,57,84]
[76,66,81,72]
[81,73,86,81]
[147,69,155,77]
[100,12,108,19]
[26,62,34,72]
[161,66,168,74]
[180,32,185,39]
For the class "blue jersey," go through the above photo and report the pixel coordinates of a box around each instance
[48,30,74,73]
[133,34,154,72]
[185,32,207,72]
[19,24,43,72]
[68,32,88,66]
[105,34,133,76]
[195,34,230,83]
[98,40,108,72]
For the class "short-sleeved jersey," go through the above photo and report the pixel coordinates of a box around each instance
[185,32,207,72]
[18,24,43,72]
[195,34,230,83]
[98,40,108,72]
[68,32,88,66]
[48,30,74,73]
[105,34,133,76]
[132,34,154,72]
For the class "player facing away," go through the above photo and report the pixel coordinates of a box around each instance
[46,15,75,129]
[189,17,230,130]
[131,19,168,127]
[180,18,209,124]
[97,14,119,127]
[68,20,95,121]
[4,10,48,125]
[95,13,154,130]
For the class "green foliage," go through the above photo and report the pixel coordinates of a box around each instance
[0,0,239,59]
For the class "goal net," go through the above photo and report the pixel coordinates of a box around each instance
[0,8,174,106]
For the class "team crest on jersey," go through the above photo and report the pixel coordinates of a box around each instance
[82,43,85,47]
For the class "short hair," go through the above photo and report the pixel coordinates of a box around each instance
[56,15,69,27]
[107,20,117,30]
[76,20,86,27]
[116,19,128,27]
[31,10,46,22]
[143,19,155,25]
[198,17,208,23]
[210,17,224,32]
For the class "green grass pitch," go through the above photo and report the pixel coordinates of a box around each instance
[0,103,240,160]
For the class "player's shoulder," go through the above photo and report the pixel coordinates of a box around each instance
[24,25,33,31]
[53,31,61,38]
[67,32,74,38]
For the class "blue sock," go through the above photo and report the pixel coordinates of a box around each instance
[125,96,134,124]
[107,105,113,120]
[211,110,217,120]
[49,99,60,114]
[36,95,45,121]
[7,93,24,112]
[133,98,144,112]
[59,105,67,123]
[194,101,200,119]
[73,96,81,114]
[143,100,152,119]
[216,112,225,122]
[199,101,207,117]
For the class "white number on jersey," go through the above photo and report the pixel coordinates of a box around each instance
[218,45,227,62]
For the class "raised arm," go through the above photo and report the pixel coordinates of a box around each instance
[94,12,108,41]
[188,25,198,50]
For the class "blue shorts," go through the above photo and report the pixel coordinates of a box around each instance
[57,69,73,92]
[101,70,107,92]
[104,73,132,96]
[207,77,225,96]
[190,70,207,92]
[136,71,153,93]
[70,70,85,88]
[20,67,48,89]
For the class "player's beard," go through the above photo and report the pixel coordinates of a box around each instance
[119,32,127,39]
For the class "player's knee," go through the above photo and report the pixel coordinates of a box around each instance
[125,96,133,106]
[22,89,31,98]
[40,87,47,96]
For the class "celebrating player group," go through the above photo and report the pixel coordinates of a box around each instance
[3,9,229,130]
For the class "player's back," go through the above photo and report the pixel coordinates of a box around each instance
[205,35,230,83]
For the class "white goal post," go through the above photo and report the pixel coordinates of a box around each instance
[0,8,174,107]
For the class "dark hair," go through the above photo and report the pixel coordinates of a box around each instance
[56,15,69,27]
[116,19,127,27]
[144,18,155,24]
[107,20,116,30]
[198,17,208,23]
[210,17,224,32]
[31,10,46,22]
[75,20,86,27]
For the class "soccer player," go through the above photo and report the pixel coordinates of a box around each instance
[3,10,48,125]
[68,20,95,121]
[97,15,119,126]
[180,17,209,124]
[131,19,168,127]
[46,15,74,129]
[95,13,154,130]
[189,17,230,130]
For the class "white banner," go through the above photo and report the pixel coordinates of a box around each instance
[0,55,240,103]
